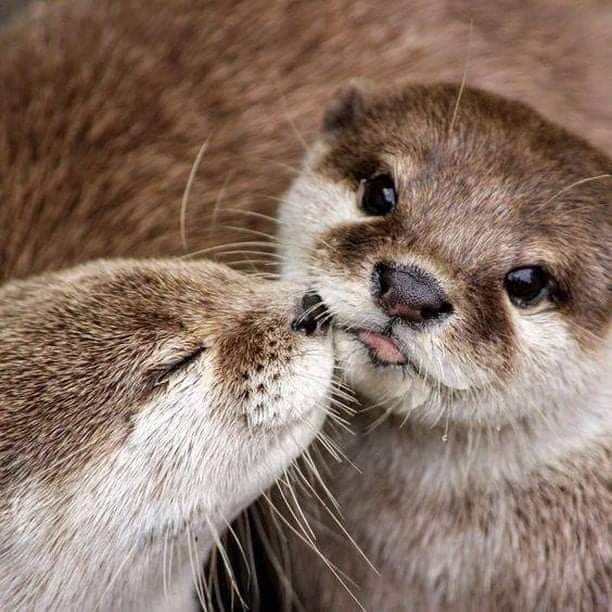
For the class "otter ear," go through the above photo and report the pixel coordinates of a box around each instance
[322,79,371,135]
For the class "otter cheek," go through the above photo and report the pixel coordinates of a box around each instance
[409,333,491,391]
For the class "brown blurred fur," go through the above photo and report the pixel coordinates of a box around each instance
[2,0,612,281]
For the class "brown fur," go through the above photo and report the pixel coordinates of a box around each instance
[0,258,304,493]
[278,416,612,611]
[315,83,611,350]
[2,1,612,610]
[3,0,612,281]
[0,256,336,611]
[273,77,612,612]
[273,79,611,610]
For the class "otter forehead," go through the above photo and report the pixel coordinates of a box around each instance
[320,84,611,241]
[320,82,611,187]
[310,83,611,340]
[1,259,290,351]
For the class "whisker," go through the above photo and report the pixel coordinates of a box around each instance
[448,20,473,135]
[205,514,247,609]
[261,492,365,612]
[273,77,310,152]
[543,173,611,206]
[180,137,211,251]
[95,539,138,610]
[186,523,208,610]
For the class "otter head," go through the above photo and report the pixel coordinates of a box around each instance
[0,258,332,608]
[279,82,611,430]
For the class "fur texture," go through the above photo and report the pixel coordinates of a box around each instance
[2,0,612,278]
[2,1,612,610]
[0,259,333,610]
[276,82,612,611]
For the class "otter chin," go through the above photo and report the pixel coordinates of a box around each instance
[276,81,612,610]
[0,258,333,611]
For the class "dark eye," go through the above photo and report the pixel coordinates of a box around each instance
[504,266,549,307]
[359,174,397,216]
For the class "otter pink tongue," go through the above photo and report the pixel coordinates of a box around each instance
[358,331,406,365]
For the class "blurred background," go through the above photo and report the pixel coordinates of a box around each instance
[0,0,24,24]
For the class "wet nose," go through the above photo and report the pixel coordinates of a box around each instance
[373,263,452,323]
[291,292,329,336]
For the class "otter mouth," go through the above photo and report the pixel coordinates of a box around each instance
[338,325,419,370]
[355,329,408,366]
[338,324,454,389]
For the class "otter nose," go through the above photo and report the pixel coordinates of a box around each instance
[373,263,452,323]
[291,292,329,336]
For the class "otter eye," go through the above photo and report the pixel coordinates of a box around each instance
[359,174,397,216]
[504,266,549,307]
[153,346,207,386]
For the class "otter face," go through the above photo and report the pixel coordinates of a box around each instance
[0,259,332,608]
[279,82,611,427]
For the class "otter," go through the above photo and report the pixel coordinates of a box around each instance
[2,1,611,610]
[275,81,611,610]
[0,258,333,610]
